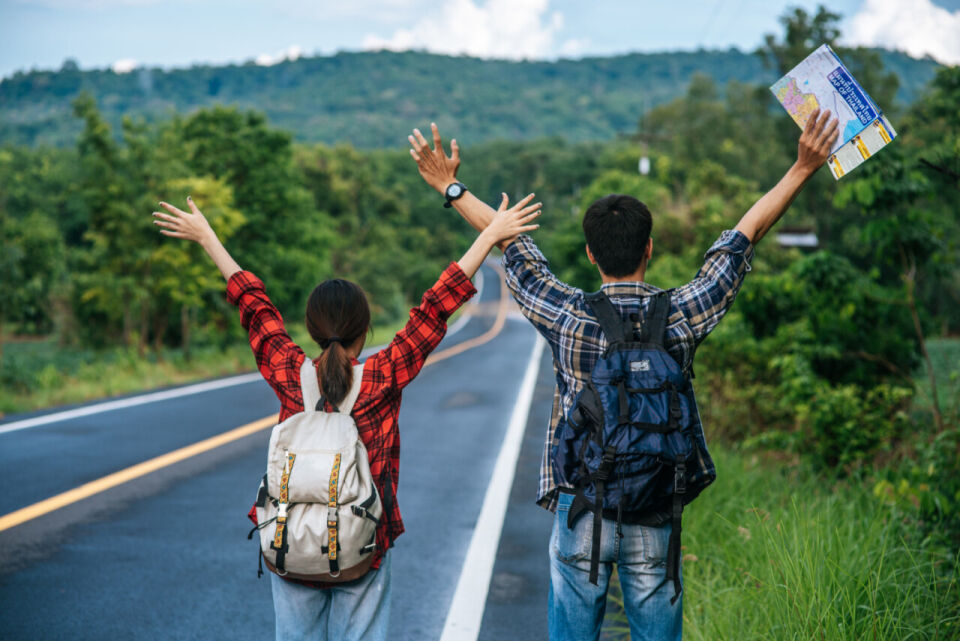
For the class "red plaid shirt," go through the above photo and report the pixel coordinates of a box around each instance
[227,262,476,578]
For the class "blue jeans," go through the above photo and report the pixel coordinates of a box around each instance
[270,551,391,641]
[549,492,682,641]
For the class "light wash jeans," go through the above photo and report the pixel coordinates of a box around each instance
[270,551,391,641]
[549,492,682,641]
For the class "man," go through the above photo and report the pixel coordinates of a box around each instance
[409,109,838,641]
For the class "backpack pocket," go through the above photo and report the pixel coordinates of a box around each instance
[269,447,362,506]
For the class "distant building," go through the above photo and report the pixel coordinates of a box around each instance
[776,226,819,249]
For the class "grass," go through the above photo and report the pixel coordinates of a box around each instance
[601,446,959,640]
[0,316,413,418]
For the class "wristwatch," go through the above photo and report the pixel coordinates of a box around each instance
[443,182,468,208]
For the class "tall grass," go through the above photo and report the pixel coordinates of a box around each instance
[602,447,959,640]
[0,317,410,417]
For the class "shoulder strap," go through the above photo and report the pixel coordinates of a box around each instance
[584,291,632,344]
[639,291,672,346]
[338,364,366,415]
[300,358,322,412]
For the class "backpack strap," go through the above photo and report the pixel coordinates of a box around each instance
[300,358,322,412]
[584,291,633,345]
[639,291,672,346]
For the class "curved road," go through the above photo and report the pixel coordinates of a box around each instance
[0,263,557,641]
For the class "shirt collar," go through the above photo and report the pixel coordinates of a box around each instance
[599,280,664,298]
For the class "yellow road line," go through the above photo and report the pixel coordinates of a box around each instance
[0,415,278,532]
[0,266,513,533]
[425,264,509,366]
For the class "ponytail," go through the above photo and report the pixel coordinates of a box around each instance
[305,279,371,408]
[315,339,353,407]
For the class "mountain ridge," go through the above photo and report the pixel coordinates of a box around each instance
[0,48,941,149]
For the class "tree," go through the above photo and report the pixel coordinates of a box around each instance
[73,93,147,348]
[179,107,332,316]
[149,176,244,359]
[758,4,900,111]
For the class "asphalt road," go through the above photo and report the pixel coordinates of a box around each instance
[0,263,556,640]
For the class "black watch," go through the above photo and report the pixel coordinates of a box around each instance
[443,182,467,208]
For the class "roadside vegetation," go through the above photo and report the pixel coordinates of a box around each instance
[602,444,959,640]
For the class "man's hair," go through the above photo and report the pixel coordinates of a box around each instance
[582,194,653,277]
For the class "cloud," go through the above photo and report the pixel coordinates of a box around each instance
[559,37,590,58]
[254,45,304,67]
[362,0,564,60]
[111,58,137,73]
[846,0,960,65]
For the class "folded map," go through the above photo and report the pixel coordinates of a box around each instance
[770,44,896,180]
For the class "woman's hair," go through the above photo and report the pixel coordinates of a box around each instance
[305,279,370,408]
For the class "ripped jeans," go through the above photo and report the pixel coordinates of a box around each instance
[548,492,682,641]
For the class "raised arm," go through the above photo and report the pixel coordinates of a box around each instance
[408,123,506,247]
[456,192,542,277]
[408,123,575,339]
[153,197,303,407]
[734,107,839,244]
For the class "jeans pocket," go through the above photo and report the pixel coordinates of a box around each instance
[553,495,592,566]
[620,522,670,566]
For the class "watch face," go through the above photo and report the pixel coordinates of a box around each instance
[446,184,463,198]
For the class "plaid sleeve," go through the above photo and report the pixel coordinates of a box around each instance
[674,229,755,342]
[369,262,477,392]
[226,270,305,408]
[501,235,579,340]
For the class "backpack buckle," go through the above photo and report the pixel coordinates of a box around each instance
[602,446,616,465]
[674,463,687,495]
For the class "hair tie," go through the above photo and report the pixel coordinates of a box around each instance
[327,336,342,345]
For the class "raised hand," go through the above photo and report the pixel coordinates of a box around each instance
[796,107,840,176]
[152,197,217,246]
[408,123,460,193]
[152,197,241,280]
[481,192,542,246]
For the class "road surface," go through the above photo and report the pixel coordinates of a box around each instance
[0,263,557,640]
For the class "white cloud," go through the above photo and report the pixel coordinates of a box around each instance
[559,37,590,58]
[111,58,137,73]
[362,0,564,60]
[846,0,960,65]
[255,45,304,67]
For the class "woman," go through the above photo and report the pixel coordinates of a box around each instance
[152,192,540,640]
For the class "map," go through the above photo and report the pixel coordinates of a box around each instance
[771,44,880,153]
[771,44,896,180]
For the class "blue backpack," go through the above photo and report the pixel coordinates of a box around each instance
[553,290,716,602]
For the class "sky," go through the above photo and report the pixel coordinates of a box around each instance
[1,0,958,80]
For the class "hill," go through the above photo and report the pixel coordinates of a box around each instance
[0,48,941,149]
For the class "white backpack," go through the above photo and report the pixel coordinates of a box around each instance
[252,359,383,581]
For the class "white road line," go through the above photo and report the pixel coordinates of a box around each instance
[439,333,545,641]
[0,373,265,435]
[0,265,494,436]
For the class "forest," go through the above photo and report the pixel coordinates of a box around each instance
[1,6,958,637]
[0,42,941,149]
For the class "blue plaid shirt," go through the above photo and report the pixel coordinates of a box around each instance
[501,230,755,511]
